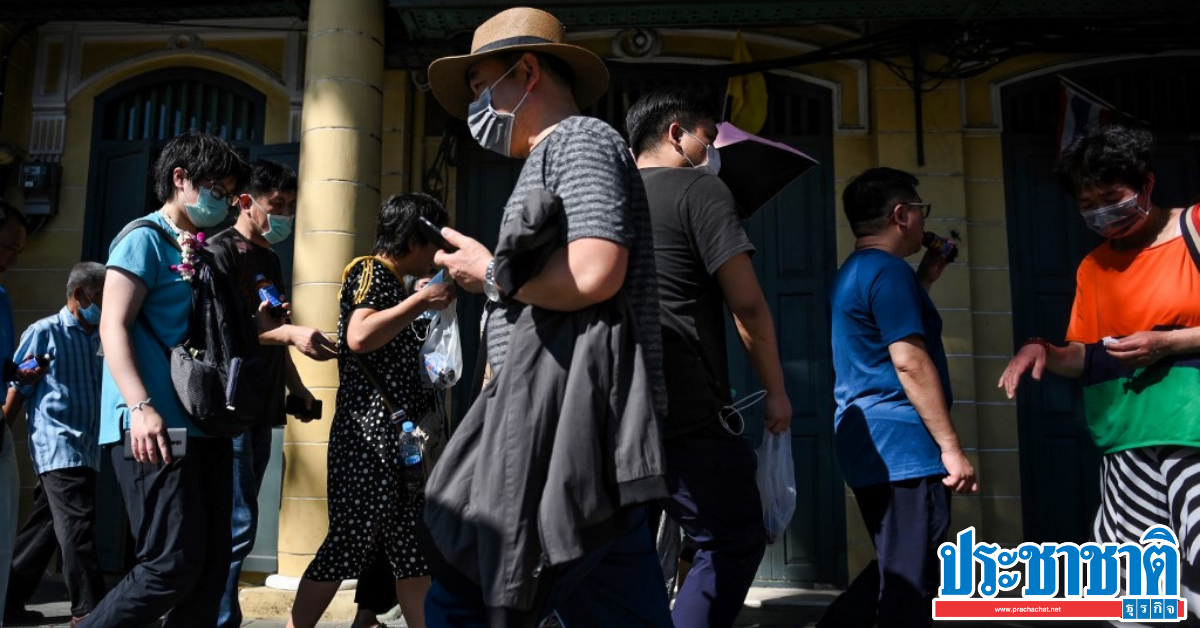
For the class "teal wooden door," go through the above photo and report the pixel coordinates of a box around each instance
[1003,58,1200,544]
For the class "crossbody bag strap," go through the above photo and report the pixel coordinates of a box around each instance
[110,219,185,357]
[349,350,404,421]
[1180,203,1200,275]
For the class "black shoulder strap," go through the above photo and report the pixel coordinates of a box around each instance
[109,218,186,356]
[350,350,404,421]
[1180,204,1200,275]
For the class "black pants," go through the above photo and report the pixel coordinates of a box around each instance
[7,467,106,617]
[818,475,951,628]
[84,436,233,628]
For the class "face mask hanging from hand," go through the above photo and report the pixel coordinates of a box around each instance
[1082,192,1150,239]
[467,60,532,157]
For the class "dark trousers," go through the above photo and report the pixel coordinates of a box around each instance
[818,475,951,628]
[424,506,673,628]
[7,467,106,617]
[660,429,766,628]
[83,436,233,628]
[217,424,273,628]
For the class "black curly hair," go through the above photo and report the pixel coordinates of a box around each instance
[1055,125,1155,197]
[373,193,449,259]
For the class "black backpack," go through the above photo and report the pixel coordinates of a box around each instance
[111,219,266,437]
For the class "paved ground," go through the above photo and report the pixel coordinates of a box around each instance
[15,578,1113,627]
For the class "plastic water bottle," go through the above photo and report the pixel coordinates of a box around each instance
[254,274,287,318]
[398,421,424,494]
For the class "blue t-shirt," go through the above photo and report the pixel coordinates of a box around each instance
[830,248,951,487]
[100,212,200,445]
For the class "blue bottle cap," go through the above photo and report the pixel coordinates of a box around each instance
[402,421,415,432]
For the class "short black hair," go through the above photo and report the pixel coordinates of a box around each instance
[1055,125,1154,197]
[625,89,718,158]
[496,51,575,95]
[373,193,449,259]
[246,159,297,199]
[153,130,249,203]
[842,167,920,237]
[0,198,28,233]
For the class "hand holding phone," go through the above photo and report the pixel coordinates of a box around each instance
[418,217,458,252]
[286,395,322,421]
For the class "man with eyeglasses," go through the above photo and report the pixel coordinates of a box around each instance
[820,167,977,628]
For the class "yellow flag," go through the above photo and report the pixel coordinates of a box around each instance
[726,31,768,134]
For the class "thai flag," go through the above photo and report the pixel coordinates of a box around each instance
[1057,80,1113,155]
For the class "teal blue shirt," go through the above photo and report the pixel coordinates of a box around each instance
[100,212,202,445]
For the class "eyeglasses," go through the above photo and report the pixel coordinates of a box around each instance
[904,201,933,218]
[202,180,230,201]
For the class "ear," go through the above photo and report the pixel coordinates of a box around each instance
[172,167,189,191]
[236,193,252,212]
[1144,172,1156,198]
[520,52,540,91]
[667,122,685,149]
[890,203,909,227]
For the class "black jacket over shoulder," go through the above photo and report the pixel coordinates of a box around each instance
[424,189,667,625]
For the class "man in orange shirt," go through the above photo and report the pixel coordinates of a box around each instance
[1000,125,1200,618]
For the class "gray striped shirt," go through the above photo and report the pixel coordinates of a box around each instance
[485,116,666,414]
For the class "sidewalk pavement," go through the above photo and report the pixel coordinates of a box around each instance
[14,578,1113,627]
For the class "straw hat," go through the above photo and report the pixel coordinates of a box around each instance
[427,7,610,119]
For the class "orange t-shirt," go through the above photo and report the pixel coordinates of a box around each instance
[1066,231,1200,344]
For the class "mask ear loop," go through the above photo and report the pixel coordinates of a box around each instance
[717,389,768,436]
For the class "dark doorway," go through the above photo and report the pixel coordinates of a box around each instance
[1002,56,1200,544]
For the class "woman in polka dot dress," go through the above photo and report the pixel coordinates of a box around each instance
[286,193,455,628]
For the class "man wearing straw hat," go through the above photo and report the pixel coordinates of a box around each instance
[424,6,672,628]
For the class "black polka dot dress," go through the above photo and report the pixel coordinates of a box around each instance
[304,257,435,582]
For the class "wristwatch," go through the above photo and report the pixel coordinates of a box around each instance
[483,259,504,303]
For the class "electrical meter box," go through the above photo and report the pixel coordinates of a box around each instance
[19,162,60,215]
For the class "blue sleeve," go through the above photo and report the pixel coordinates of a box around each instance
[866,257,927,346]
[12,323,47,398]
[0,288,12,361]
[107,226,164,288]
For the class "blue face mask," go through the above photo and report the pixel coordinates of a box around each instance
[80,299,101,326]
[467,60,532,157]
[253,199,294,244]
[185,180,232,228]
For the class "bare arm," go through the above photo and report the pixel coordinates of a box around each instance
[433,227,629,313]
[997,341,1085,399]
[3,388,24,427]
[889,336,978,494]
[100,268,173,464]
[716,253,792,434]
[346,282,454,354]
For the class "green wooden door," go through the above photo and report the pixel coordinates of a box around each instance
[1003,57,1200,544]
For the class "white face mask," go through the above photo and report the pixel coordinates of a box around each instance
[1081,191,1149,239]
[681,129,721,176]
[467,60,532,157]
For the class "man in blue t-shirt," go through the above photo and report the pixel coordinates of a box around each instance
[820,167,978,628]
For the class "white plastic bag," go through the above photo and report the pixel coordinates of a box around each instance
[756,430,796,544]
[420,302,462,389]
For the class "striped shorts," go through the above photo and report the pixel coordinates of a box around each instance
[1093,446,1200,622]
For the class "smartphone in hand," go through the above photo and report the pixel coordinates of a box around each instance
[286,395,322,420]
[417,217,457,252]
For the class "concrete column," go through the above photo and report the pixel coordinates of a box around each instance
[277,0,385,579]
